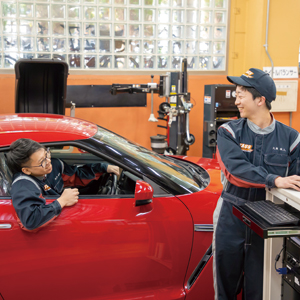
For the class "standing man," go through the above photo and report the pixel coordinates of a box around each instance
[213,68,300,300]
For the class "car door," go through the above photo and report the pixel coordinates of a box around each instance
[0,186,194,300]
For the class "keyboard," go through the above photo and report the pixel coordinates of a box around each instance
[244,200,300,226]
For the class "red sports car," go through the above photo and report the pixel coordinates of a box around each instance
[0,113,222,300]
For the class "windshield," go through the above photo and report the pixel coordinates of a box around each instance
[93,127,209,194]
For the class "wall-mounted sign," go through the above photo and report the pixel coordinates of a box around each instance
[263,67,298,79]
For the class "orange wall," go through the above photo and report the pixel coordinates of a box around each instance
[0,73,299,157]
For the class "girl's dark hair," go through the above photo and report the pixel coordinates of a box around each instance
[239,86,272,110]
[6,138,45,174]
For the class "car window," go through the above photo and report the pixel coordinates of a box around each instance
[50,145,138,196]
[93,127,209,192]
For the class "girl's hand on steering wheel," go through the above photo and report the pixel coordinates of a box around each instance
[107,165,120,176]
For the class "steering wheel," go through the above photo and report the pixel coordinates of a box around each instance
[99,174,118,195]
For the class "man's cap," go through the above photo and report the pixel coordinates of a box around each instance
[227,68,276,102]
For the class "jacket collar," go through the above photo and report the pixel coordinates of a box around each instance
[247,113,276,135]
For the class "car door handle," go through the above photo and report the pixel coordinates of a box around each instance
[0,224,12,229]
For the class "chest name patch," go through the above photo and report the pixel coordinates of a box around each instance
[240,143,253,152]
[44,184,51,191]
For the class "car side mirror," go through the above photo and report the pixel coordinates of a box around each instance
[135,180,153,206]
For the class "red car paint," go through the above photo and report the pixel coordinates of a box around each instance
[0,114,223,300]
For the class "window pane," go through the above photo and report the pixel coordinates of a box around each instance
[129,56,140,68]
[129,24,140,37]
[114,39,126,52]
[129,8,140,21]
[158,40,169,54]
[84,39,96,51]
[143,56,154,68]
[2,2,17,17]
[215,0,225,8]
[3,19,17,34]
[99,24,111,36]
[199,41,210,54]
[186,25,196,39]
[212,56,224,69]
[37,21,49,35]
[53,38,66,51]
[99,7,111,21]
[158,10,170,22]
[172,41,183,54]
[187,56,196,69]
[144,9,155,22]
[186,40,196,54]
[129,40,140,53]
[130,0,140,4]
[53,22,66,35]
[158,25,169,38]
[115,24,125,37]
[3,36,18,51]
[200,10,212,23]
[69,54,81,68]
[99,39,111,52]
[99,55,111,68]
[52,5,66,19]
[115,8,126,21]
[69,38,81,51]
[157,56,168,68]
[144,0,155,5]
[214,11,226,24]
[37,54,51,59]
[199,56,210,69]
[68,6,80,19]
[143,40,155,53]
[172,25,184,38]
[36,4,49,18]
[200,26,211,39]
[201,0,212,8]
[172,56,183,68]
[172,0,183,7]
[84,6,96,20]
[186,0,198,8]
[19,3,33,18]
[158,0,169,6]
[143,24,155,37]
[4,53,18,68]
[213,41,225,54]
[172,10,184,23]
[68,23,81,36]
[20,36,34,51]
[114,0,126,4]
[53,53,66,60]
[37,37,50,51]
[99,0,111,4]
[186,10,198,23]
[214,26,226,39]
[84,55,96,68]
[115,55,126,69]
[84,23,96,36]
[21,53,34,59]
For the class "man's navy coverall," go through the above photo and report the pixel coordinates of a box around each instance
[213,115,300,300]
[11,158,108,231]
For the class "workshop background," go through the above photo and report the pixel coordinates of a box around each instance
[0,0,299,157]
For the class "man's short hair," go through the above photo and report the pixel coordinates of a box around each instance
[6,138,45,174]
[239,85,272,110]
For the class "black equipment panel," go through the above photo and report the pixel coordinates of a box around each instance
[66,85,146,107]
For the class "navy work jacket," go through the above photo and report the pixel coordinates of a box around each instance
[11,158,108,231]
[217,115,300,202]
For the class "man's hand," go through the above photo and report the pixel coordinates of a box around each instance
[274,175,300,191]
[57,188,79,208]
[107,165,120,176]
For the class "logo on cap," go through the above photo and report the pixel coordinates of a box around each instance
[242,70,254,78]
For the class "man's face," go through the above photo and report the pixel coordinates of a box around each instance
[22,148,52,177]
[235,85,259,119]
